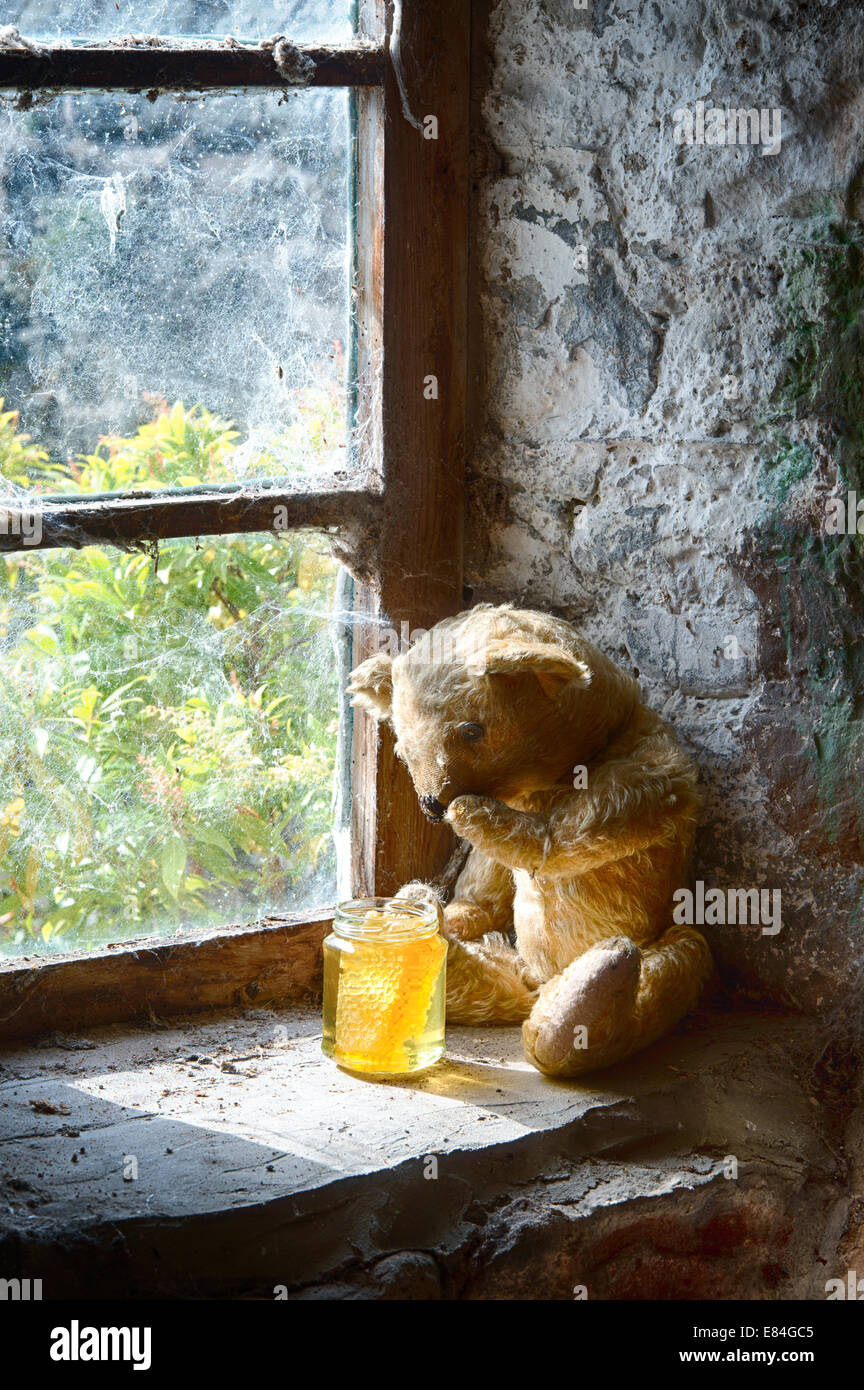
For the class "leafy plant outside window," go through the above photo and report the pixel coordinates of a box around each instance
[0,398,341,957]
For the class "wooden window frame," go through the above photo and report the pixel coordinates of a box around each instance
[0,0,468,1042]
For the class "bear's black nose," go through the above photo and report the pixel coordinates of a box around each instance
[419,794,445,822]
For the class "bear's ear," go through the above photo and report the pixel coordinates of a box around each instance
[477,639,591,700]
[347,652,394,722]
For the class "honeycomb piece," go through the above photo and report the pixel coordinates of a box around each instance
[334,910,445,1072]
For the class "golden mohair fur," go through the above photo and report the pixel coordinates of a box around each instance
[348,604,712,1078]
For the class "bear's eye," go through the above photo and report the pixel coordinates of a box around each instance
[458,722,484,743]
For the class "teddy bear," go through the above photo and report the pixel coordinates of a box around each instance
[347,603,712,1077]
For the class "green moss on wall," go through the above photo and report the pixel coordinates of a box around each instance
[755,210,864,853]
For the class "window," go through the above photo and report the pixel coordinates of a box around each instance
[0,1,468,1038]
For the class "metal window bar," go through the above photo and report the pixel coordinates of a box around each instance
[0,39,385,91]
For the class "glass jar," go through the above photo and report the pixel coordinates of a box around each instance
[322,897,447,1077]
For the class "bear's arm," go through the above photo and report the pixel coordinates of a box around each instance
[443,849,514,941]
[447,751,699,878]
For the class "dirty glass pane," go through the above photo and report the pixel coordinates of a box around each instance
[8,1,352,44]
[0,522,341,959]
[0,86,350,489]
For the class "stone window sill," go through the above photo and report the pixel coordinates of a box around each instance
[0,1007,851,1300]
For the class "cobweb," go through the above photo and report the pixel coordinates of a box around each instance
[0,531,346,957]
[0,19,378,958]
[0,84,354,481]
[8,0,353,45]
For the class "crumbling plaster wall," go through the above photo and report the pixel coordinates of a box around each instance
[465,0,864,1014]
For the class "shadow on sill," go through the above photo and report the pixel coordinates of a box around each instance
[0,1002,854,1299]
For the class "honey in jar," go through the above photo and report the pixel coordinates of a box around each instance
[322,897,447,1076]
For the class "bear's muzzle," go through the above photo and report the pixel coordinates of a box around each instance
[418,794,446,822]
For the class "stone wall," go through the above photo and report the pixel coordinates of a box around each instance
[465,0,864,1016]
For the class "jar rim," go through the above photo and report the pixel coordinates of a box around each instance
[333,896,440,940]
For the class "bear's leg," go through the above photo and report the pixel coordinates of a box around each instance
[446,933,538,1024]
[392,876,533,1021]
[443,849,514,942]
[522,926,712,1077]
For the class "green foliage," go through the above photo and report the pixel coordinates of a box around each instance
[762,208,864,500]
[0,401,339,955]
[755,210,864,855]
[0,403,49,486]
